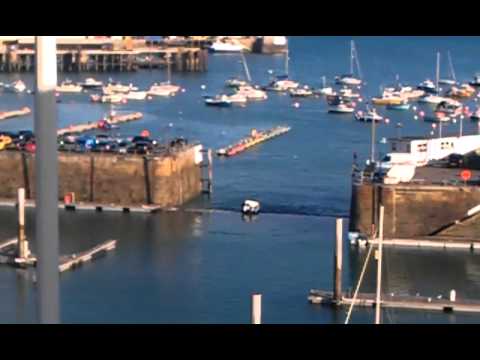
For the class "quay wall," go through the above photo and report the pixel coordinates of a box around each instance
[349,183,480,238]
[0,145,204,207]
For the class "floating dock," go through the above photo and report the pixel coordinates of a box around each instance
[57,112,143,135]
[0,107,31,121]
[217,126,290,157]
[59,240,116,273]
[308,289,480,314]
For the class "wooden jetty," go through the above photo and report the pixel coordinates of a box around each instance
[0,107,31,121]
[308,289,480,314]
[59,240,116,273]
[0,198,162,214]
[57,112,143,135]
[216,126,291,157]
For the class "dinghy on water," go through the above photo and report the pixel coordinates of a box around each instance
[242,200,261,215]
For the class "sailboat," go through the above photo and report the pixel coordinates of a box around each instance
[335,40,362,86]
[439,51,457,86]
[232,53,268,100]
[314,76,334,96]
[225,52,252,88]
[418,52,448,104]
[148,53,181,97]
[265,48,299,92]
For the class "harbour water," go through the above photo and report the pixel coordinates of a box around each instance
[2,36,480,323]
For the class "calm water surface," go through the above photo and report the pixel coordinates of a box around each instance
[1,36,480,323]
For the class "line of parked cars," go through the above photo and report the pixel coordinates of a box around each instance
[0,130,189,156]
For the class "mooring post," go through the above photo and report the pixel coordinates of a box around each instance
[333,218,343,304]
[251,293,262,324]
[375,205,384,325]
[17,188,29,259]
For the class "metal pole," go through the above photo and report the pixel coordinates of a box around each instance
[251,293,262,324]
[370,114,376,162]
[375,205,384,325]
[35,36,59,324]
[333,218,343,304]
[17,188,28,259]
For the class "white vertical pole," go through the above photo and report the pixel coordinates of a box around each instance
[35,36,59,324]
[251,293,262,324]
[375,205,384,325]
[333,218,343,303]
[17,188,27,258]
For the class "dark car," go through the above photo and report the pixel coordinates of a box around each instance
[75,135,96,152]
[448,153,464,168]
[131,136,157,146]
[127,141,153,155]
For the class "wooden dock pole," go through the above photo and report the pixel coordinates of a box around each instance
[375,205,384,324]
[17,188,30,259]
[333,218,343,304]
[251,293,262,324]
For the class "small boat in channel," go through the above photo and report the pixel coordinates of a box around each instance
[56,79,83,93]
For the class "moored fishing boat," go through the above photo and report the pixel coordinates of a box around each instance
[236,85,268,100]
[371,93,404,105]
[147,83,180,97]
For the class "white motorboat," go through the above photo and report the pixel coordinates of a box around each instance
[56,80,82,93]
[354,109,384,122]
[289,87,313,97]
[209,41,244,53]
[328,103,355,113]
[470,75,480,87]
[124,91,147,100]
[90,93,124,104]
[225,78,249,88]
[148,82,181,97]
[79,77,103,89]
[236,85,268,100]
[227,93,248,104]
[417,94,448,104]
[242,200,260,215]
[417,79,437,93]
[339,87,360,99]
[2,80,27,93]
[103,82,138,94]
[314,76,335,95]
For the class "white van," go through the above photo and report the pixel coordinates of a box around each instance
[378,152,415,170]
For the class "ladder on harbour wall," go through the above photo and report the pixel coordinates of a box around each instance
[200,149,213,195]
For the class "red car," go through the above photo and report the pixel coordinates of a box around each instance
[25,140,36,153]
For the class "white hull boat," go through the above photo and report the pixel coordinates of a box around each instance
[124,91,147,100]
[209,41,244,53]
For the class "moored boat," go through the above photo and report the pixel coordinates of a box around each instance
[354,109,384,122]
[79,77,103,89]
[205,94,232,107]
[328,102,355,113]
[124,91,147,100]
[56,80,83,93]
[386,102,411,110]
[289,87,313,97]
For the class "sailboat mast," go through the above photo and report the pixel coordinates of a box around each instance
[350,40,354,75]
[241,52,252,83]
[285,48,289,77]
[448,51,456,81]
[435,51,440,93]
[166,53,171,85]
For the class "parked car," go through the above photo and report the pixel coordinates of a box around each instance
[127,141,153,155]
[447,153,465,168]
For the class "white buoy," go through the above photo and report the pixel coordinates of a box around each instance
[181,88,186,93]
[169,123,173,127]
[412,106,417,111]
[450,290,456,302]
[293,102,300,108]
[453,119,457,124]
[414,115,418,120]
[428,297,432,302]
[201,85,206,90]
